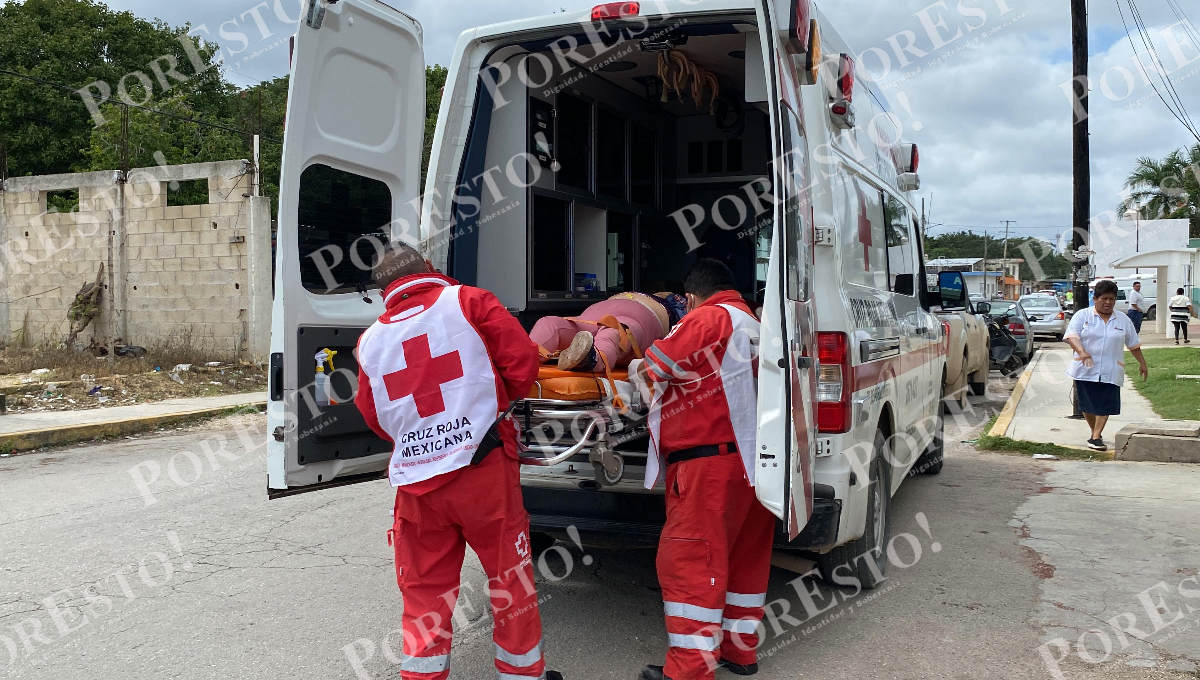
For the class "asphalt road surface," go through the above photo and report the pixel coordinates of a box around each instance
[0,374,1195,679]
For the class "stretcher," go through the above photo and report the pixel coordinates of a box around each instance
[515,365,649,485]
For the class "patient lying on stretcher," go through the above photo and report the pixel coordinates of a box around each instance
[531,292,686,372]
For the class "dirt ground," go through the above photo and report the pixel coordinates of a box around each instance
[0,364,266,414]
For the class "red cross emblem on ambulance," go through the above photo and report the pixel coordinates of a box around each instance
[382,334,464,417]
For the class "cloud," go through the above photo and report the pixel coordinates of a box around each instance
[97,0,1200,246]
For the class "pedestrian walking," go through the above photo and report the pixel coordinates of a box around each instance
[1169,287,1195,344]
[354,242,563,680]
[1063,279,1149,451]
[1126,281,1146,333]
[633,259,770,680]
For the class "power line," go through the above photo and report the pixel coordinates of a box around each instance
[0,68,282,144]
[1113,0,1200,143]
[1127,0,1198,135]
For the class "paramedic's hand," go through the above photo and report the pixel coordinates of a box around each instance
[1139,361,1149,381]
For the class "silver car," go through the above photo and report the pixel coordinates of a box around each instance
[1019,296,1068,341]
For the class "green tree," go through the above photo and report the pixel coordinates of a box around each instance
[422,64,449,187]
[925,230,1072,281]
[0,0,227,177]
[1119,143,1200,238]
[230,76,289,216]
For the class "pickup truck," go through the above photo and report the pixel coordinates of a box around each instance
[931,271,991,403]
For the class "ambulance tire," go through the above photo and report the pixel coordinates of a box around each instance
[912,399,945,476]
[530,532,557,557]
[967,368,987,397]
[818,430,891,590]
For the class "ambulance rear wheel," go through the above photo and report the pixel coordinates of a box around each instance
[530,532,557,557]
[818,429,891,590]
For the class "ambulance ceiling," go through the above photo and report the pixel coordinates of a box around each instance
[498,23,755,112]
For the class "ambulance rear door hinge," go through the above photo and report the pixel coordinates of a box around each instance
[814,226,835,247]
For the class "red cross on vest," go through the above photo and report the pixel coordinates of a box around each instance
[382,334,464,418]
[856,186,873,271]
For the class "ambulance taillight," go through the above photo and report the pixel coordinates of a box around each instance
[816,332,851,433]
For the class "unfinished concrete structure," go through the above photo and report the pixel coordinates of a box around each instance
[0,160,272,360]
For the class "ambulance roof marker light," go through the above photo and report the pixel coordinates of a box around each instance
[591,1,639,21]
[837,53,854,103]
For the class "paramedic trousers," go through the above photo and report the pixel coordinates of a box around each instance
[658,452,776,680]
[390,452,545,680]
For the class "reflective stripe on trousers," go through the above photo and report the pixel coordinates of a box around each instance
[668,632,720,651]
[496,639,544,674]
[401,653,450,674]
[664,601,723,624]
[725,591,766,608]
[722,618,759,634]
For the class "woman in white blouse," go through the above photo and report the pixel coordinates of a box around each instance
[1169,287,1195,345]
[1063,279,1149,451]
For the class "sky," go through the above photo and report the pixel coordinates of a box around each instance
[78,0,1200,247]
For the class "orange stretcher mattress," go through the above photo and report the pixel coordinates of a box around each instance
[528,366,629,401]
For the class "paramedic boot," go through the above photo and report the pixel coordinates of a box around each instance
[557,331,597,372]
[718,659,759,675]
[639,665,672,680]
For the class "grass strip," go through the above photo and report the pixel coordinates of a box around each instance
[1124,348,1200,420]
[973,416,1111,461]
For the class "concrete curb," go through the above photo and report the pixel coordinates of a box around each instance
[989,356,1038,438]
[0,402,265,454]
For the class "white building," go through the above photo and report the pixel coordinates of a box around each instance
[1092,214,1190,279]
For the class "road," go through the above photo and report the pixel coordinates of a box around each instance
[0,372,1196,679]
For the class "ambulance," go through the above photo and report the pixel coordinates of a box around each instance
[267,0,948,588]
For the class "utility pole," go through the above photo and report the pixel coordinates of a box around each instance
[109,105,130,369]
[982,232,989,297]
[1001,220,1015,298]
[1070,0,1090,312]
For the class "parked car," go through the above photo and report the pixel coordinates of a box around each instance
[1019,295,1068,341]
[936,272,990,403]
[977,300,1034,362]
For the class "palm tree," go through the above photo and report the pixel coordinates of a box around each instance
[1120,143,1200,238]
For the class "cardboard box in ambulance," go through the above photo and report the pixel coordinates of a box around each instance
[267,0,946,588]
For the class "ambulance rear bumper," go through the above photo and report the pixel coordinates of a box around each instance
[522,486,841,549]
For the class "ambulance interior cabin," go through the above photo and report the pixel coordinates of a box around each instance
[446,20,773,328]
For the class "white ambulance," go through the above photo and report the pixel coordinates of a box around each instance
[267,0,948,587]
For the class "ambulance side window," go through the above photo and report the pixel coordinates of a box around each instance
[781,106,808,301]
[883,194,915,296]
[297,164,392,294]
[853,180,888,290]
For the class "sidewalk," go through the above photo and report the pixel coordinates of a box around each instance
[1136,318,1198,348]
[997,344,1157,449]
[0,392,266,453]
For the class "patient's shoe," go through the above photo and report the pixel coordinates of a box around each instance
[557,332,597,372]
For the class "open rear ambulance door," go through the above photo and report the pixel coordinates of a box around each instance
[266,0,425,498]
[754,0,818,538]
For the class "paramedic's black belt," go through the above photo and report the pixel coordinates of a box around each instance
[667,442,738,464]
[471,402,519,465]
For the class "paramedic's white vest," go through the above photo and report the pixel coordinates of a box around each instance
[645,303,760,489]
[358,282,499,487]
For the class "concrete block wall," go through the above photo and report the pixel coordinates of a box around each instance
[0,160,273,360]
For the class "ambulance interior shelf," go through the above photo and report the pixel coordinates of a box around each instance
[473,22,771,316]
[291,325,389,467]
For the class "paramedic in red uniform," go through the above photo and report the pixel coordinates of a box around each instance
[635,259,772,680]
[353,243,563,680]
